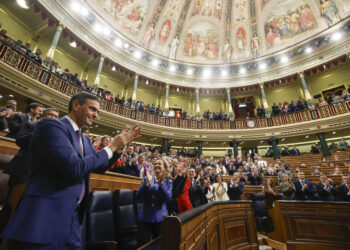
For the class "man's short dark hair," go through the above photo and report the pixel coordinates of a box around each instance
[43,107,59,116]
[68,92,100,113]
[25,102,44,113]
[81,126,90,133]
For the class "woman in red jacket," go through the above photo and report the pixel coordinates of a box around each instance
[170,162,193,214]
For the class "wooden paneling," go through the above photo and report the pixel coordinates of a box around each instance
[277,201,350,250]
[162,202,258,250]
[90,172,142,191]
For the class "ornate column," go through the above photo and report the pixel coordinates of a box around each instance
[164,83,170,116]
[44,23,64,68]
[197,141,203,157]
[195,87,200,119]
[226,88,235,120]
[298,71,314,109]
[162,138,169,155]
[131,73,139,108]
[231,139,239,158]
[317,132,331,157]
[94,55,105,86]
[270,137,280,160]
[259,82,270,117]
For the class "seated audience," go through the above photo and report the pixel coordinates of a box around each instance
[310,145,320,154]
[280,174,296,200]
[136,157,172,246]
[261,177,277,209]
[294,172,314,200]
[227,172,244,200]
[277,164,292,183]
[337,175,350,202]
[289,145,300,156]
[339,138,348,150]
[216,161,226,176]
[330,167,342,176]
[203,176,214,202]
[311,168,321,176]
[281,146,290,156]
[212,174,230,201]
[316,174,337,201]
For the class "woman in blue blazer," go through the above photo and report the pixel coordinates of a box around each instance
[136,157,173,246]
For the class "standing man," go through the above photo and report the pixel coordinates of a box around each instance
[316,174,337,201]
[294,172,314,200]
[2,92,141,249]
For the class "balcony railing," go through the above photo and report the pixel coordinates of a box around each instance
[1,42,350,130]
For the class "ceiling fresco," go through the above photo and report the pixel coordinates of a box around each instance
[86,0,350,65]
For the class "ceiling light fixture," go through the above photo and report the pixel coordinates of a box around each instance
[259,63,267,70]
[123,43,129,49]
[112,66,116,71]
[305,135,309,139]
[17,0,30,9]
[332,131,336,134]
[239,67,246,74]
[176,87,179,92]
[305,47,313,54]
[8,94,14,97]
[103,27,110,36]
[145,80,149,85]
[152,59,159,67]
[202,69,212,77]
[133,50,141,59]
[221,70,228,76]
[114,38,122,47]
[281,56,289,63]
[81,7,89,17]
[331,32,342,41]
[69,41,77,48]
[169,65,176,72]
[186,68,194,75]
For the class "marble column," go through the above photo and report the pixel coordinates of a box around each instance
[259,82,270,118]
[298,71,314,109]
[197,140,203,157]
[44,23,64,68]
[94,55,105,86]
[317,132,331,157]
[231,139,239,158]
[195,88,200,119]
[131,73,139,108]
[270,137,280,160]
[164,83,170,116]
[226,88,235,120]
[162,138,169,155]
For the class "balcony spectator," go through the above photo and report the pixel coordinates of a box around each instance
[280,174,296,200]
[341,90,349,101]
[120,96,125,105]
[182,110,187,119]
[339,138,348,150]
[325,94,333,105]
[272,102,279,115]
[30,48,42,64]
[318,98,328,107]
[316,175,337,201]
[156,105,162,116]
[281,146,290,156]
[0,29,8,41]
[290,145,300,156]
[257,106,265,117]
[148,104,155,115]
[11,40,23,52]
[261,177,277,209]
[289,100,297,113]
[24,42,32,56]
[333,95,341,104]
[99,88,107,99]
[297,97,305,110]
[0,100,17,132]
[187,113,194,119]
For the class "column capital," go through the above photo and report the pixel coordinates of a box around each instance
[135,72,139,77]
[347,52,350,59]
[165,82,170,88]
[100,54,106,61]
[196,87,199,93]
[259,82,264,88]
[226,87,230,92]
[57,23,65,31]
[298,71,304,78]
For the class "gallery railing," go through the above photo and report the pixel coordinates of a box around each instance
[1,41,350,130]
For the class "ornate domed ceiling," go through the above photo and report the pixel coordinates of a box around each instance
[39,0,350,87]
[86,0,350,64]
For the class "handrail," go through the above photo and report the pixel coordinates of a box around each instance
[1,41,350,130]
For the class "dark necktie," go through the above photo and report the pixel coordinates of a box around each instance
[76,130,85,201]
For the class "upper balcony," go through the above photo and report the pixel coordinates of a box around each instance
[1,41,350,142]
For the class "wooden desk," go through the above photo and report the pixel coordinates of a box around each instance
[277,201,350,250]
[0,136,18,169]
[90,172,142,191]
[161,201,258,250]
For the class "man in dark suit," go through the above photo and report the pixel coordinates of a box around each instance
[188,168,207,207]
[337,175,350,201]
[0,99,17,132]
[6,102,44,139]
[294,172,314,200]
[227,173,244,200]
[289,145,300,156]
[316,174,337,201]
[2,92,141,249]
[247,167,263,185]
[281,146,290,156]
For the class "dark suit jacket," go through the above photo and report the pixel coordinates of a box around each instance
[188,179,208,207]
[247,173,262,185]
[4,119,37,187]
[316,182,337,201]
[294,179,314,200]
[337,184,350,201]
[227,182,244,200]
[2,117,119,244]
[6,113,30,139]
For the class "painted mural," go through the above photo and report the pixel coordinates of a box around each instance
[182,22,220,60]
[190,0,223,20]
[97,0,149,36]
[319,0,340,25]
[344,0,350,12]
[264,0,318,49]
[260,0,273,10]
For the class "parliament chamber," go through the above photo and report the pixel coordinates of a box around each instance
[0,0,350,249]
